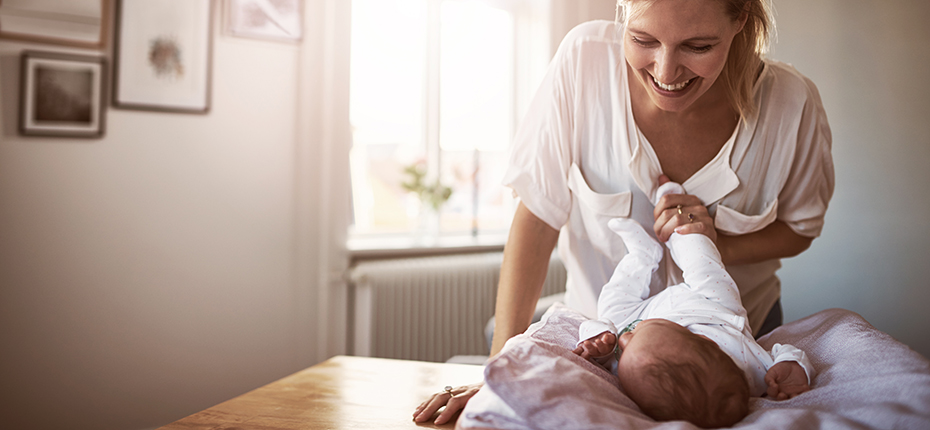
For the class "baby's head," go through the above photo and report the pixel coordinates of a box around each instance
[616,319,749,428]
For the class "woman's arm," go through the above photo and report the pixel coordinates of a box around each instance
[655,193,814,266]
[413,202,559,425]
[491,202,561,355]
[715,220,812,266]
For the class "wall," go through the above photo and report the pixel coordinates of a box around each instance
[772,0,930,358]
[0,1,350,429]
[1,1,926,428]
[550,0,617,51]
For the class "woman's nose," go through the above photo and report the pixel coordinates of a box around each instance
[653,47,681,84]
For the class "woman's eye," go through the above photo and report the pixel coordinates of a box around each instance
[688,44,713,53]
[631,36,655,47]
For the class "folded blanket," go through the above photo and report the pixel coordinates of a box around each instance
[458,304,930,430]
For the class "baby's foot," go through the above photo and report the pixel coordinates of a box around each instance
[607,218,663,265]
[655,180,685,202]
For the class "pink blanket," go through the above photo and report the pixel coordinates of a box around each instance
[458,304,930,429]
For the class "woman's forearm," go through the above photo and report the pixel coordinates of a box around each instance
[716,220,814,266]
[490,203,560,356]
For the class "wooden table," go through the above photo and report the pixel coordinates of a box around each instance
[158,355,486,430]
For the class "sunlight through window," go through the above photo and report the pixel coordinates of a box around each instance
[350,0,550,243]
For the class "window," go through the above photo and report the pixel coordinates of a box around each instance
[349,0,551,244]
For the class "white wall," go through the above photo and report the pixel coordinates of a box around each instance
[1,1,926,428]
[0,1,350,429]
[550,0,617,51]
[772,0,930,358]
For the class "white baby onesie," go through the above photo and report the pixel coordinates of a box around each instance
[577,182,814,396]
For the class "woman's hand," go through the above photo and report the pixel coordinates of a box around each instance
[653,175,716,243]
[413,382,483,425]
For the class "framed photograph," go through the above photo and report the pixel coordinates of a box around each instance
[225,0,302,42]
[113,0,212,113]
[0,0,109,48]
[19,51,107,138]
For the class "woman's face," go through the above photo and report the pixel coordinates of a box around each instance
[623,0,746,113]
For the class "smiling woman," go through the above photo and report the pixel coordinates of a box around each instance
[414,0,834,423]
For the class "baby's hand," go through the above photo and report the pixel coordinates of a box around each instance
[572,331,616,360]
[764,361,811,400]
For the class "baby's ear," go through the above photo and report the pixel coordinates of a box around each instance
[658,174,671,185]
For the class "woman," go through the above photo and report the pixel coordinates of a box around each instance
[414,0,833,424]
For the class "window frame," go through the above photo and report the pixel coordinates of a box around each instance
[347,0,551,251]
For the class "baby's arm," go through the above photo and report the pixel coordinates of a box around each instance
[764,344,815,400]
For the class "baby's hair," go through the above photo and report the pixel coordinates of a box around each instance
[639,345,750,428]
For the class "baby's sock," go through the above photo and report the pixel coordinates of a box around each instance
[607,218,663,266]
[655,181,685,201]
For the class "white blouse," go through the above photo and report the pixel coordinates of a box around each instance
[502,20,835,334]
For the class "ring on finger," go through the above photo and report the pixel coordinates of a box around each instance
[676,204,682,215]
[444,385,454,397]
[688,213,694,223]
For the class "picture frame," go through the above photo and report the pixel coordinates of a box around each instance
[0,0,109,48]
[225,0,302,43]
[113,0,212,113]
[19,51,107,138]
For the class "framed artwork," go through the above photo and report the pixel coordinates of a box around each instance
[0,0,109,48]
[225,0,302,42]
[19,51,107,138]
[113,0,212,113]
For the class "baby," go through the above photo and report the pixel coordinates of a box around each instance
[572,182,814,428]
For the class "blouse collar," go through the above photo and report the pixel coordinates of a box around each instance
[621,62,742,207]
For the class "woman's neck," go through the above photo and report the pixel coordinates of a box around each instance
[627,63,740,184]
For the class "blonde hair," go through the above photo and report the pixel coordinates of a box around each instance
[616,0,775,119]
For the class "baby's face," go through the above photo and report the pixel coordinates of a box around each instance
[615,318,747,425]
[616,318,719,379]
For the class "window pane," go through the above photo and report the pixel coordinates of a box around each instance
[439,149,515,234]
[349,0,544,240]
[438,1,514,234]
[350,0,427,235]
[439,1,513,153]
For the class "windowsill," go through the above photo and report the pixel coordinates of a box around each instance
[348,232,508,263]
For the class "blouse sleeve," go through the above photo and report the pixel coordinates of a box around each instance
[776,74,836,238]
[501,24,592,230]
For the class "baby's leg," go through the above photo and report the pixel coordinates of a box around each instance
[657,179,742,311]
[655,181,686,202]
[666,232,743,313]
[596,218,664,322]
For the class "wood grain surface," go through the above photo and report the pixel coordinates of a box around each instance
[159,355,485,430]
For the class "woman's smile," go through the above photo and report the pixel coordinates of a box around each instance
[650,74,698,95]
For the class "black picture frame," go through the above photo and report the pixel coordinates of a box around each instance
[19,51,107,138]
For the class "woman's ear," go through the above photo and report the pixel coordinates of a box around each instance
[735,4,750,33]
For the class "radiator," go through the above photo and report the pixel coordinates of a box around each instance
[349,251,566,363]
